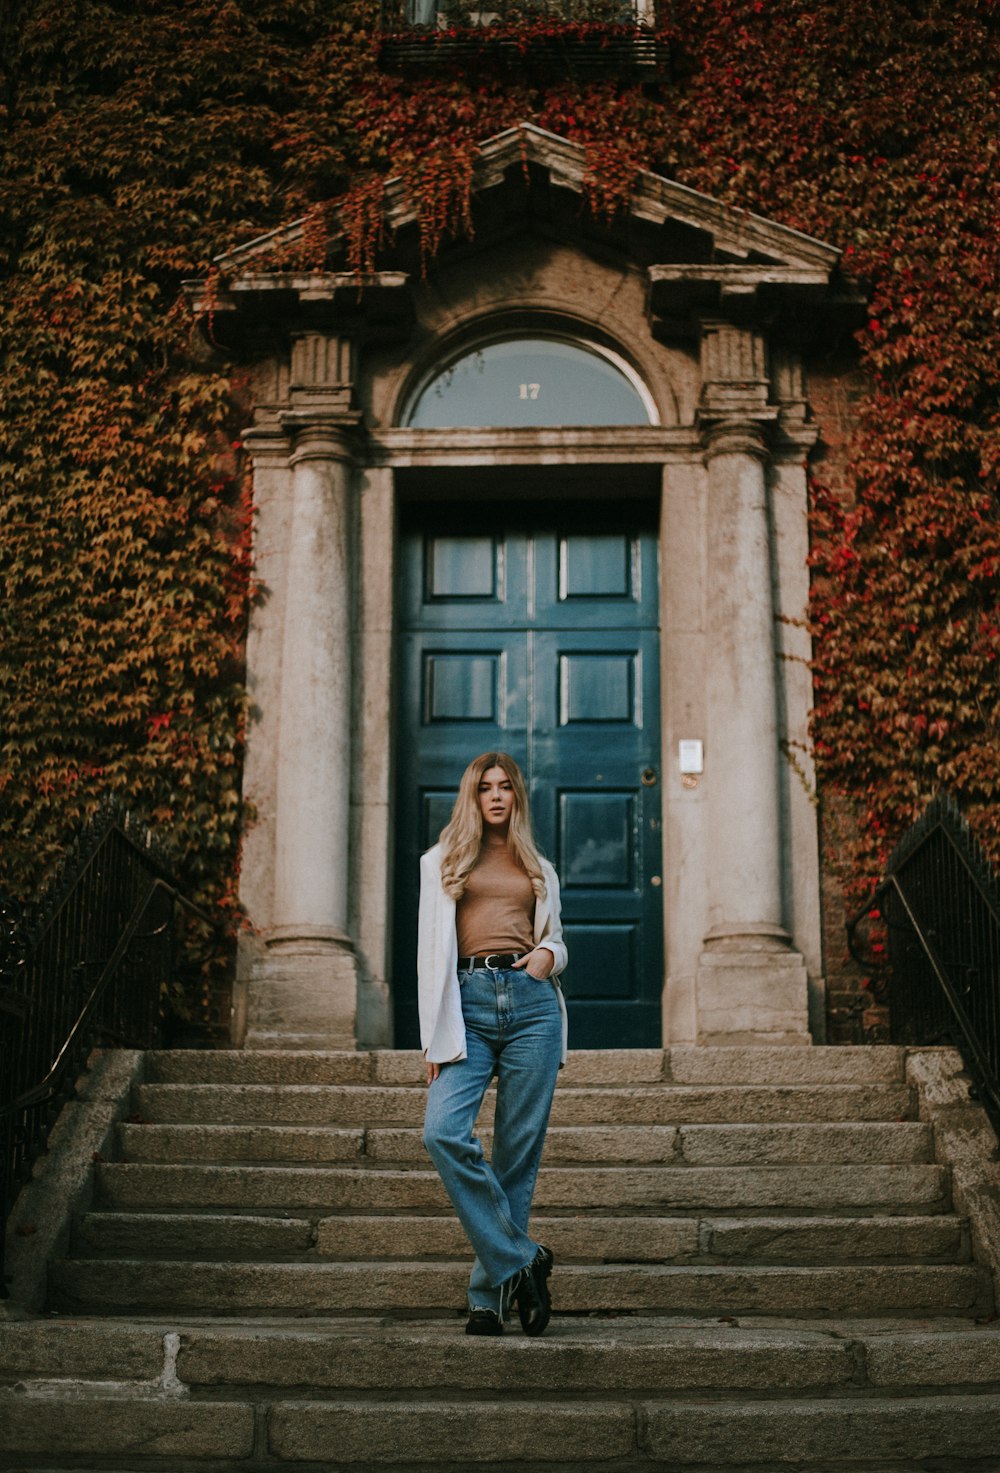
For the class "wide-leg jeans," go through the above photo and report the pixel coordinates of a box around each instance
[423,966,563,1314]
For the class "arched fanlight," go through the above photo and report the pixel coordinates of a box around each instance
[405,335,656,428]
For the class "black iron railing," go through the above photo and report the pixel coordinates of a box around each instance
[0,807,210,1299]
[378,0,666,72]
[848,793,1000,1134]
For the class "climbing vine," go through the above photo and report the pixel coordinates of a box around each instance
[1,0,997,1020]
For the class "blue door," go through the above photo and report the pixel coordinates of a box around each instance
[393,498,662,1049]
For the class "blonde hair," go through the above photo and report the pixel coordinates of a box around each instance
[438,751,546,902]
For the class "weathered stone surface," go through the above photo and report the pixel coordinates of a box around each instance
[531,1164,950,1211]
[367,1125,681,1164]
[558,1050,667,1086]
[71,1207,963,1270]
[669,1045,906,1085]
[370,1050,426,1085]
[132,1083,428,1126]
[95,1162,451,1211]
[96,1159,951,1216]
[3,1049,143,1315]
[641,1393,1000,1463]
[0,1320,165,1381]
[864,1328,1000,1386]
[94,1160,949,1214]
[0,1393,254,1457]
[267,1399,635,1462]
[133,1081,916,1129]
[906,1048,1000,1296]
[147,1049,374,1085]
[178,1320,851,1393]
[315,1214,700,1262]
[119,1122,365,1163]
[48,1259,986,1318]
[704,1215,965,1262]
[547,1084,915,1125]
[75,1211,314,1259]
[677,1122,932,1166]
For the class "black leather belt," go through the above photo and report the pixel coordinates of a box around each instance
[460,953,525,970]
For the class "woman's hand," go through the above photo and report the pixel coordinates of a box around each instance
[514,947,554,980]
[425,1060,441,1085]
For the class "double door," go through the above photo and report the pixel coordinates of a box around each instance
[393,497,663,1048]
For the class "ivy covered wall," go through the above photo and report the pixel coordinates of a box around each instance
[1,0,997,1026]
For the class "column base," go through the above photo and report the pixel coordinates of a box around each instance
[695,947,812,1046]
[245,940,359,1050]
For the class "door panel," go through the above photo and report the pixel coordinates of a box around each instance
[394,499,662,1049]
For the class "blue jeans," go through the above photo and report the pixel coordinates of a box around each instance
[423,966,563,1314]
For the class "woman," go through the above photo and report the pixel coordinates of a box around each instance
[419,751,568,1337]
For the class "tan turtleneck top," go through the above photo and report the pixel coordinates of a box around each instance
[456,838,536,957]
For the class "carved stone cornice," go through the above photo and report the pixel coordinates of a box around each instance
[647,263,865,347]
[182,273,412,353]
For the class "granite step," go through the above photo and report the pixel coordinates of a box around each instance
[4,1316,1000,1395]
[115,1119,935,1166]
[132,1080,917,1127]
[93,1160,952,1213]
[144,1046,910,1088]
[73,1210,968,1264]
[47,1258,990,1318]
[6,1386,999,1468]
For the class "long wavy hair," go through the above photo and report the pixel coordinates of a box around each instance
[438,751,546,902]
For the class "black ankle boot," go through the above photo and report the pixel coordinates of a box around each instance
[465,1307,504,1336]
[502,1245,553,1336]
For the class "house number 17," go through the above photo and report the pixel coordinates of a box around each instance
[519,383,540,400]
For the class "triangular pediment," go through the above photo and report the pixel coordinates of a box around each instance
[215,123,839,277]
[188,124,854,347]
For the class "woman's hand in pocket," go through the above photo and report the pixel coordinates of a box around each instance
[514,948,554,980]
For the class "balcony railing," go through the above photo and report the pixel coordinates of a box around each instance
[378,0,666,74]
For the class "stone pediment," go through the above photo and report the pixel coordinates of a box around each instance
[187,123,856,346]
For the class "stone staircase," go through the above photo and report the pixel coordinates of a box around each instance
[3,1045,1000,1470]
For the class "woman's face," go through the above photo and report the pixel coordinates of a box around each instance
[478,765,516,834]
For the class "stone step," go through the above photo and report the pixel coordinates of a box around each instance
[115,1119,935,1166]
[637,1394,1000,1467]
[144,1045,910,1088]
[132,1080,917,1127]
[5,1316,1000,1397]
[74,1210,968,1264]
[5,1386,999,1467]
[94,1160,951,1213]
[47,1258,989,1318]
[0,1391,255,1462]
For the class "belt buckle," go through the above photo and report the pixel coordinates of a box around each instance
[484,953,503,969]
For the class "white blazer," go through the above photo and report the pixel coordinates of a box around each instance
[417,842,569,1065]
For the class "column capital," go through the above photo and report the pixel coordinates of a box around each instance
[698,415,775,463]
[279,410,364,465]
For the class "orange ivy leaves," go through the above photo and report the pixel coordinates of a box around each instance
[1,0,998,964]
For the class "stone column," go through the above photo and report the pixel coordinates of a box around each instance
[246,401,362,1049]
[695,322,810,1045]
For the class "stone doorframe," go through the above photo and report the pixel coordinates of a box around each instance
[188,125,858,1051]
